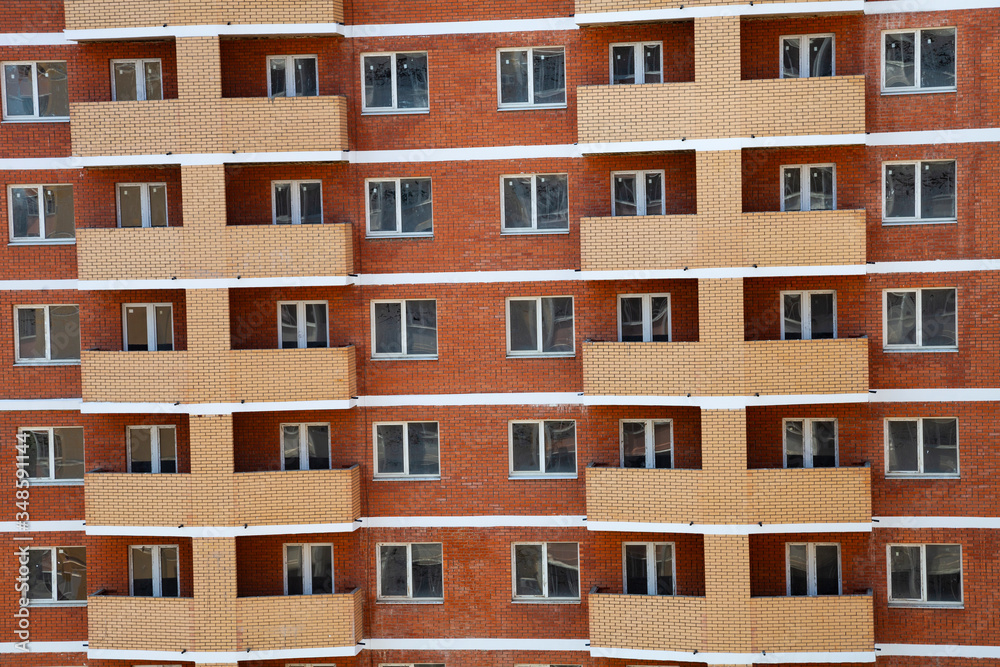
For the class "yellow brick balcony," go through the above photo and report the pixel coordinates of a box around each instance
[237,588,364,651]
[64,0,344,31]
[70,97,348,157]
[585,465,871,525]
[576,0,846,15]
[88,595,196,652]
[234,467,362,525]
[749,595,874,653]
[582,338,868,397]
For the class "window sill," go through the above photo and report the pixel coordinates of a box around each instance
[8,239,76,246]
[2,117,70,123]
[362,108,430,116]
[506,353,575,359]
[14,360,81,366]
[881,347,958,353]
[27,600,87,608]
[882,219,957,226]
[376,598,443,604]
[500,228,569,235]
[497,104,567,112]
[888,602,963,609]
[366,233,434,240]
[374,475,441,482]
[509,474,578,481]
[886,473,960,480]
[880,88,957,96]
[511,598,581,604]
[370,355,439,361]
[23,479,84,486]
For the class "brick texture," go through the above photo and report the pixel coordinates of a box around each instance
[63,0,344,30]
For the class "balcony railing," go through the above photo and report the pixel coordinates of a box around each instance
[65,0,344,31]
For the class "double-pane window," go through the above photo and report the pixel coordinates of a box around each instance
[512,542,579,599]
[612,171,664,216]
[623,543,673,595]
[18,427,84,481]
[127,426,177,474]
[2,61,68,120]
[507,296,574,356]
[621,420,672,469]
[15,305,80,363]
[118,183,167,228]
[9,184,74,242]
[285,544,333,595]
[123,304,173,351]
[884,288,957,349]
[510,420,576,477]
[502,173,569,232]
[784,419,837,468]
[367,178,433,236]
[781,291,835,340]
[268,56,318,98]
[378,543,443,600]
[363,52,428,112]
[782,165,835,212]
[618,294,670,342]
[282,423,331,471]
[111,59,162,101]
[374,422,440,478]
[886,418,958,476]
[273,180,322,224]
[130,545,179,597]
[23,547,86,603]
[883,161,956,223]
[498,47,565,109]
[780,35,834,78]
[787,543,840,596]
[889,544,962,606]
[372,299,437,358]
[610,43,661,84]
[279,302,328,349]
[883,28,956,92]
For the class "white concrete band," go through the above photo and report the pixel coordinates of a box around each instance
[87,646,363,662]
[586,521,873,535]
[874,516,1000,530]
[876,643,1000,659]
[0,520,85,532]
[590,646,875,664]
[0,641,87,654]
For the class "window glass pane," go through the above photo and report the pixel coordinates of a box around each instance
[885,291,917,345]
[544,421,575,473]
[294,57,318,97]
[304,303,327,348]
[299,182,322,224]
[614,174,637,216]
[785,420,804,468]
[815,545,840,595]
[624,544,647,594]
[622,422,646,468]
[396,52,428,109]
[925,544,961,602]
[619,297,643,342]
[514,544,543,596]
[379,545,408,597]
[27,549,53,600]
[11,187,40,238]
[144,61,162,100]
[411,543,443,598]
[130,427,153,473]
[511,422,540,472]
[546,542,579,598]
[405,300,437,355]
[644,172,663,215]
[533,48,565,105]
[782,293,802,340]
[159,427,177,473]
[781,38,800,78]
[920,29,955,89]
[374,302,402,354]
[811,420,837,468]
[270,58,287,97]
[783,168,801,211]
[286,545,303,594]
[283,425,301,470]
[884,32,915,88]
[310,545,333,594]
[885,164,915,218]
[307,425,330,470]
[503,176,532,228]
[49,305,80,360]
[131,546,154,596]
[653,421,672,469]
[44,185,75,239]
[113,61,138,101]
[56,547,87,601]
[154,306,173,351]
[540,296,573,353]
[53,427,84,480]
[650,296,669,342]
[118,185,143,227]
[364,55,393,108]
[500,50,529,104]
[809,166,834,211]
[369,180,397,232]
[125,305,149,351]
[810,293,835,340]
[887,421,919,473]
[654,544,673,594]
[280,304,299,349]
[159,546,179,597]
[24,429,50,478]
[17,307,46,360]
[788,544,808,595]
[809,36,833,77]
[407,422,439,476]
[921,161,955,219]
[509,299,537,351]
[274,183,292,224]
[922,418,957,474]
[4,64,34,116]
[400,178,433,233]
[376,424,405,474]
[643,44,661,83]
[612,45,636,85]
[36,62,68,117]
[921,288,956,347]
[536,174,567,230]
[148,185,167,227]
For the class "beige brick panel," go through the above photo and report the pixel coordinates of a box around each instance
[699,277,742,344]
[64,0,344,30]
[88,596,197,651]
[749,595,874,651]
[178,37,222,100]
[234,466,362,525]
[193,538,239,651]
[236,588,363,650]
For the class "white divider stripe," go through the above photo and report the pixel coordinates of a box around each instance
[590,646,875,664]
[0,520,85,532]
[586,521,872,535]
[874,516,1000,530]
[87,646,363,662]
[876,643,1000,659]
[0,641,87,654]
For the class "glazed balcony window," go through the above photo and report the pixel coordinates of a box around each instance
[623,542,674,595]
[8,184,75,243]
[612,171,664,216]
[883,288,957,350]
[366,177,433,237]
[781,291,835,340]
[506,296,574,357]
[284,544,333,595]
[111,59,162,101]
[889,544,963,607]
[498,47,565,109]
[787,543,840,596]
[362,52,428,113]
[268,55,318,98]
[374,422,440,479]
[14,305,80,364]
[130,545,179,597]
[279,301,329,349]
[371,299,437,359]
[784,419,837,468]
[2,61,68,120]
[780,35,834,78]
[621,419,672,469]
[610,42,662,84]
[18,427,84,482]
[509,420,576,478]
[377,543,443,601]
[282,423,331,471]
[618,293,670,342]
[123,303,174,351]
[502,173,569,233]
[885,418,959,477]
[127,425,177,473]
[117,183,167,227]
[883,161,956,224]
[883,28,956,93]
[22,547,87,605]
[512,542,579,600]
[781,165,835,212]
[273,180,322,224]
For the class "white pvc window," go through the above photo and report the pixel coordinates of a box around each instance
[17,427,84,482]
[268,55,318,98]
[610,42,662,84]
[23,547,86,604]
[885,418,959,477]
[883,288,957,349]
[781,165,835,212]
[623,542,674,595]
[618,293,670,342]
[501,173,569,233]
[377,543,443,600]
[14,305,80,364]
[888,544,962,606]
[374,422,440,478]
[284,543,333,595]
[783,419,837,468]
[620,419,672,469]
[117,183,167,228]
[371,299,438,358]
[111,59,162,101]
[127,425,177,473]
[498,47,566,109]
[787,543,841,596]
[509,420,576,478]
[781,291,836,340]
[2,61,69,120]
[512,542,579,600]
[279,301,329,349]
[506,296,574,356]
[612,171,664,216]
[883,161,956,224]
[366,178,433,236]
[882,28,956,93]
[281,423,331,471]
[362,52,428,113]
[129,545,179,597]
[780,35,834,78]
[8,184,75,242]
[123,303,173,351]
[272,180,322,224]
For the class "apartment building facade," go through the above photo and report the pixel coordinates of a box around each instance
[0,1,997,667]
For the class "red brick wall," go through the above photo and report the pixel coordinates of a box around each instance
[87,535,195,597]
[744,276,867,342]
[742,146,867,214]
[749,531,872,597]
[741,15,864,80]
[0,1,64,32]
[746,403,870,471]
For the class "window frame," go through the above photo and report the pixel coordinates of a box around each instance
[122,303,174,352]
[779,34,836,79]
[16,426,84,484]
[621,541,675,596]
[7,183,75,244]
[271,179,323,225]
[779,290,837,340]
[360,51,430,114]
[508,419,577,479]
[280,422,332,471]
[126,425,177,474]
[611,170,665,217]
[283,543,334,595]
[881,287,958,351]
[277,301,329,350]
[370,298,438,360]
[779,164,836,212]
[266,54,319,98]
[22,546,87,606]
[786,542,841,596]
[881,27,957,94]
[782,418,839,468]
[882,160,957,225]
[884,417,960,478]
[887,543,963,607]
[608,41,663,84]
[376,542,444,602]
[500,173,570,234]
[505,296,575,358]
[617,293,671,342]
[128,544,179,598]
[497,46,567,110]
[372,421,441,480]
[510,541,581,601]
[619,419,673,469]
[110,58,163,101]
[13,304,80,365]
[116,182,168,228]
[364,177,434,238]
[1,60,69,121]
